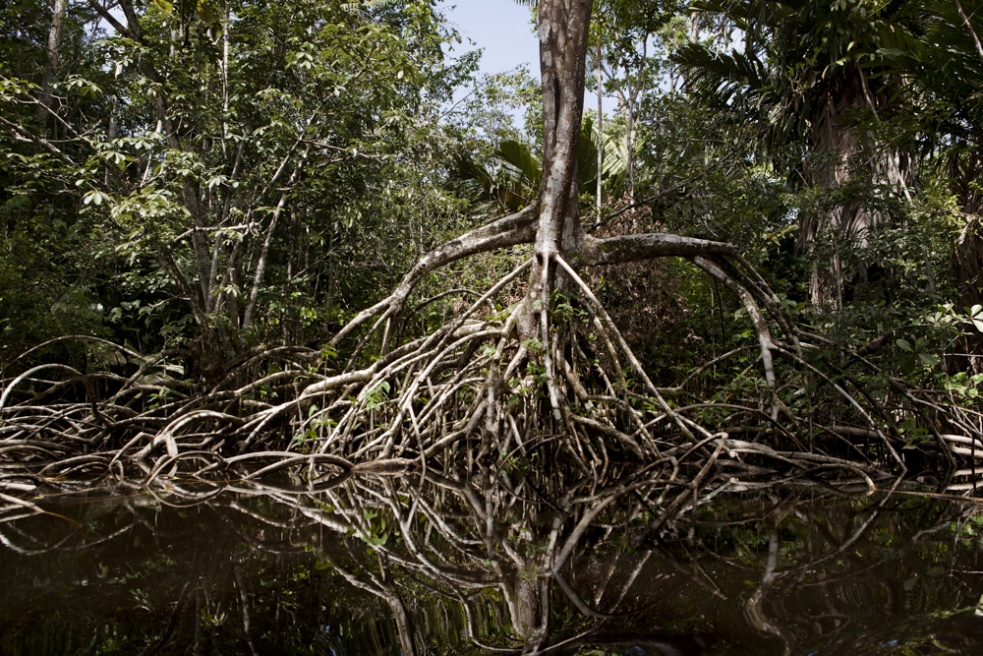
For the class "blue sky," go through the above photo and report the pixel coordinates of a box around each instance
[437,2,619,118]
[438,1,539,75]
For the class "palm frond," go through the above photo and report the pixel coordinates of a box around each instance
[495,140,542,190]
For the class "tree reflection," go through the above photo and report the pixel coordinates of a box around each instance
[2,469,983,655]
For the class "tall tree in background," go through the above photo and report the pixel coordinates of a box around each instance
[1,0,107,366]
[587,0,681,202]
[877,0,983,310]
[677,0,916,308]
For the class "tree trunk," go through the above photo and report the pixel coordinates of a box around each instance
[523,0,594,337]
[596,32,603,227]
[39,0,68,125]
[802,65,911,308]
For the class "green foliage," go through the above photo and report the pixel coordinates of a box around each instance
[364,380,391,411]
[3,0,983,442]
[0,0,479,375]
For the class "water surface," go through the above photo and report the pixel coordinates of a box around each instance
[2,474,983,655]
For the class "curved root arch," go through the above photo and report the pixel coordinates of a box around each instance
[263,227,899,477]
[1,216,978,484]
[268,227,793,467]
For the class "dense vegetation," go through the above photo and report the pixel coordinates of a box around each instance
[3,0,983,489]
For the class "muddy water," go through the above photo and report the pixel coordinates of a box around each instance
[2,476,983,655]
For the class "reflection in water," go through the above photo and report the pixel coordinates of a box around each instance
[2,466,983,655]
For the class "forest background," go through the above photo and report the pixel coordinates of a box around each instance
[4,0,983,476]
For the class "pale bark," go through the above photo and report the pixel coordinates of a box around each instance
[523,0,594,339]
[955,0,983,62]
[579,232,736,264]
[39,0,68,123]
[802,65,911,308]
[329,206,538,347]
[535,0,594,260]
[242,148,311,334]
[596,33,604,227]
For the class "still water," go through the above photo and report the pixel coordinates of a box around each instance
[2,471,983,655]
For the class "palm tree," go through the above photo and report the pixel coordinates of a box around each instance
[450,117,630,217]
[676,0,917,307]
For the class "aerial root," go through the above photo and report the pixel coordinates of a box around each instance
[1,244,981,490]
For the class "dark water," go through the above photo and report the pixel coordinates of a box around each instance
[2,473,983,655]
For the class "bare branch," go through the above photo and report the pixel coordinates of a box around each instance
[579,232,737,265]
[329,205,538,347]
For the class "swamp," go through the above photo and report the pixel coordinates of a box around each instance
[4,471,983,654]
[6,0,983,653]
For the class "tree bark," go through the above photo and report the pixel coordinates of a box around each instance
[524,0,594,337]
[39,0,68,125]
[537,0,593,257]
[596,30,604,227]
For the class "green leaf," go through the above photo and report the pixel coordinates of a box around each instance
[971,305,983,333]
[83,191,109,206]
[151,0,174,14]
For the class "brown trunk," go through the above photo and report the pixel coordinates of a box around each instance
[802,65,910,308]
[39,0,68,125]
[523,0,594,337]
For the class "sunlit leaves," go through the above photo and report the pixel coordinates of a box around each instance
[0,77,40,102]
[970,305,983,333]
[82,190,110,206]
[0,0,474,357]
